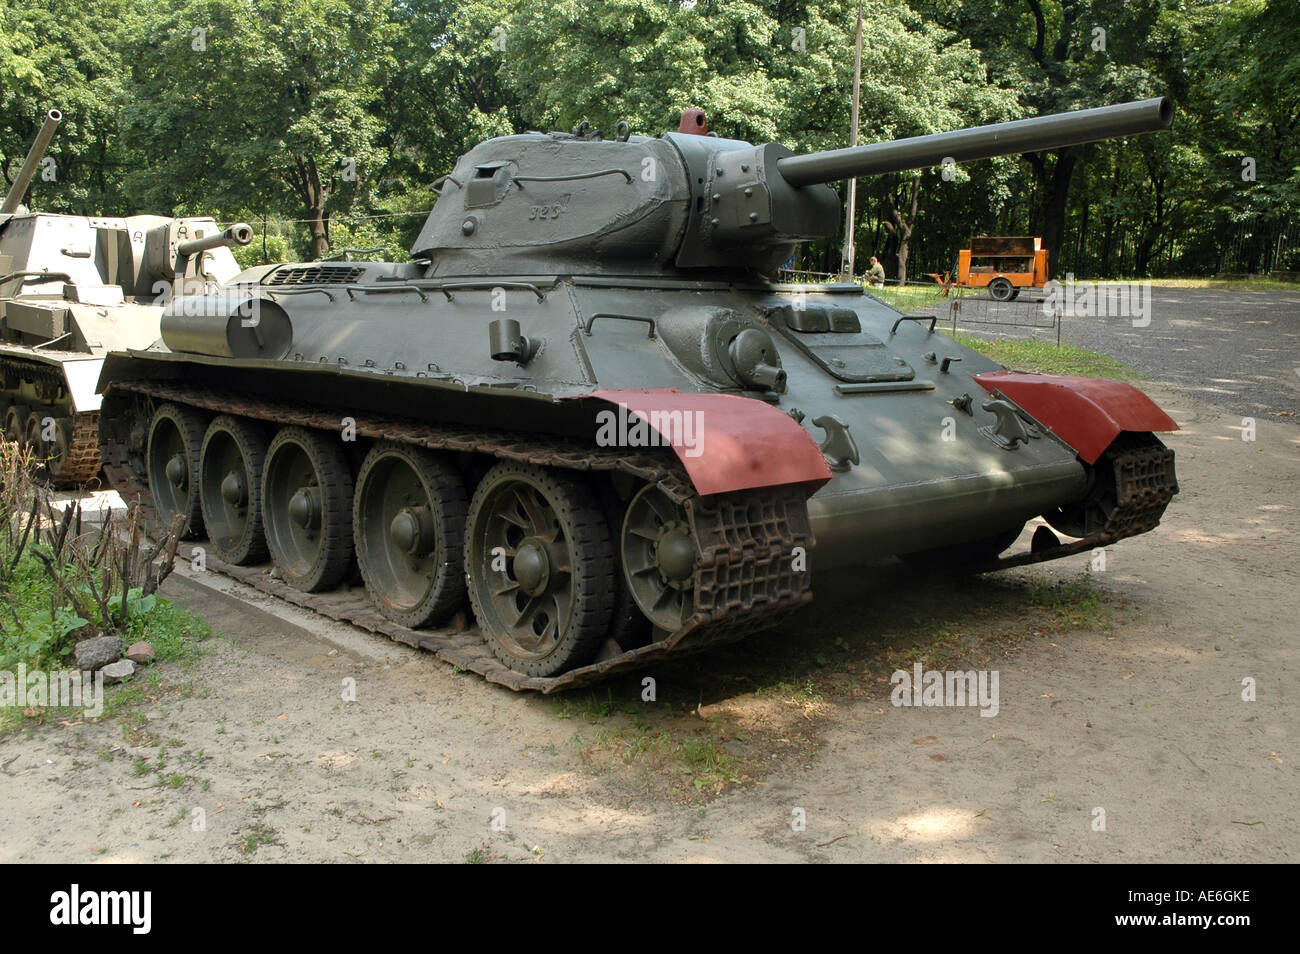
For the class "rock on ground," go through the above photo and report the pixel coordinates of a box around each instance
[74,636,123,671]
[99,660,136,684]
[125,641,155,665]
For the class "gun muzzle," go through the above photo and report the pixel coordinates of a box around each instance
[1,109,62,215]
[177,222,254,257]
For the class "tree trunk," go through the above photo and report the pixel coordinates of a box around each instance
[883,175,922,286]
[289,153,332,259]
[1027,150,1077,276]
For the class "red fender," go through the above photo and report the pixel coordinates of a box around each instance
[577,389,832,496]
[974,371,1178,464]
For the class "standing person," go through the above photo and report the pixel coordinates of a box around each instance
[865,255,886,288]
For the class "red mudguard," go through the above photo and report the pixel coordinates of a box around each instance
[582,388,832,496]
[974,371,1178,464]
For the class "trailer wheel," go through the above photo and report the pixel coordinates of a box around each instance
[989,278,1014,301]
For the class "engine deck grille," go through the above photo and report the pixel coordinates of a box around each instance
[263,264,364,286]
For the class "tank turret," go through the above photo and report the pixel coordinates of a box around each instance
[415,98,1172,277]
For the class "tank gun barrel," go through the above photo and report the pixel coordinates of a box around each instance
[775,98,1173,188]
[1,109,62,214]
[177,222,254,257]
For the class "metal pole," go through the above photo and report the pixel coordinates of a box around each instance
[840,1,863,280]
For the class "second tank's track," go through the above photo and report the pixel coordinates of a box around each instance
[101,380,816,692]
[1,354,102,486]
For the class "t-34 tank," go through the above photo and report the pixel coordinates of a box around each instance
[96,98,1180,690]
[0,108,252,483]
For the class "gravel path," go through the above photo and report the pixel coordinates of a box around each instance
[957,285,1300,418]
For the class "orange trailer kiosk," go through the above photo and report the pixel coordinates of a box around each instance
[955,236,1049,300]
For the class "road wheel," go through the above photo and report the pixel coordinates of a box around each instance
[465,462,614,677]
[354,442,467,627]
[4,403,29,445]
[620,483,698,632]
[262,426,353,591]
[199,415,270,565]
[989,277,1014,301]
[147,403,207,537]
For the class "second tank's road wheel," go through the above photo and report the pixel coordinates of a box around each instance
[23,411,45,453]
[147,403,207,537]
[354,442,467,627]
[28,415,74,483]
[3,404,28,445]
[620,484,699,631]
[199,415,270,565]
[465,462,614,677]
[989,277,1014,301]
[262,426,354,592]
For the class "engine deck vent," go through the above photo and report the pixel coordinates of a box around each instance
[263,264,364,286]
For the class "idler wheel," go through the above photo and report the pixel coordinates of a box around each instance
[146,403,208,538]
[354,442,467,628]
[199,415,270,565]
[620,484,699,631]
[262,426,353,592]
[465,462,614,677]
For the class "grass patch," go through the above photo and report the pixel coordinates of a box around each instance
[0,440,210,734]
[232,823,282,857]
[947,333,1136,381]
[1143,277,1300,291]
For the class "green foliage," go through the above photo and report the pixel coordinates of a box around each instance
[0,0,1289,275]
[0,553,206,671]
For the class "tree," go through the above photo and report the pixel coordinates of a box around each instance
[0,0,137,214]
[121,0,396,257]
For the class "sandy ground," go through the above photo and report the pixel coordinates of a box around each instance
[0,383,1295,863]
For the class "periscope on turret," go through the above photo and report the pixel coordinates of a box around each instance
[90,99,1180,689]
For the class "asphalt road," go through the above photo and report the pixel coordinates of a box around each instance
[957,285,1300,418]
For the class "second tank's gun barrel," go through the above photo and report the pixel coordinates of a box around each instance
[177,222,254,257]
[776,98,1173,188]
[1,109,62,214]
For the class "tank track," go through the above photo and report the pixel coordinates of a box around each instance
[0,354,102,486]
[100,380,815,692]
[993,435,1178,571]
